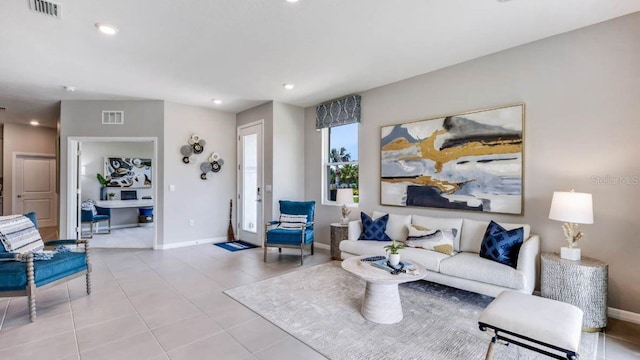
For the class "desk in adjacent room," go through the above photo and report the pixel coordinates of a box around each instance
[95,200,154,228]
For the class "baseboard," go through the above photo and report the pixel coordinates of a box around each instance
[157,236,226,250]
[608,307,640,324]
[314,243,330,251]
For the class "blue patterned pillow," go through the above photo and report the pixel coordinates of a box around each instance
[479,221,524,268]
[358,213,392,241]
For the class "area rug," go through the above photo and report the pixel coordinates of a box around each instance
[226,262,597,360]
[214,240,257,252]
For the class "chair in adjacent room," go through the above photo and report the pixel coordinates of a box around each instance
[81,200,111,238]
[0,212,91,322]
[264,200,316,265]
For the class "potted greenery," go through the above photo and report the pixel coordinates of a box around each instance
[108,192,116,200]
[96,174,110,200]
[383,239,404,266]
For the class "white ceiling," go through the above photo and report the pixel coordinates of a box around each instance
[1,0,639,128]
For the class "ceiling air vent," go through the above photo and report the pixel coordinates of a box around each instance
[29,0,62,19]
[102,111,124,125]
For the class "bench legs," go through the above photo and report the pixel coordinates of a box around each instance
[480,325,579,360]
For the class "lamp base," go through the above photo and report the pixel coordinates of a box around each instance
[561,247,581,261]
[340,217,349,225]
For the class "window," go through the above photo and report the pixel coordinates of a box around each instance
[323,123,359,204]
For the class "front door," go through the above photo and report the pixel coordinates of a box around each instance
[14,155,57,227]
[237,122,263,246]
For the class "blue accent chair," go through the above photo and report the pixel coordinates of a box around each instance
[81,205,111,238]
[0,212,91,322]
[264,200,315,265]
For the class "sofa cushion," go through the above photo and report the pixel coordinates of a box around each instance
[460,219,530,253]
[479,221,524,269]
[411,215,463,251]
[339,240,449,272]
[372,211,411,241]
[404,225,455,256]
[267,228,314,245]
[358,213,391,241]
[439,252,526,290]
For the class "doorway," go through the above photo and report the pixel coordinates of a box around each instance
[13,154,57,227]
[237,121,263,246]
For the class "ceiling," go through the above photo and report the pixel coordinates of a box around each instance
[1,0,639,128]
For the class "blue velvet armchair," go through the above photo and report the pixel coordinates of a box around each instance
[264,200,315,265]
[81,205,111,238]
[0,213,91,322]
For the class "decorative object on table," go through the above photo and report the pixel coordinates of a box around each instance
[335,188,353,225]
[96,173,110,200]
[104,157,152,188]
[199,152,224,180]
[548,189,594,261]
[214,240,257,252]
[383,238,404,266]
[330,223,348,260]
[180,134,207,164]
[380,103,524,214]
[108,192,115,200]
[541,252,608,331]
[227,199,235,241]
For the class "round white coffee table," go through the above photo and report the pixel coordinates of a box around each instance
[341,256,426,324]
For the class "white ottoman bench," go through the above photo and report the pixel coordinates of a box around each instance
[478,291,584,360]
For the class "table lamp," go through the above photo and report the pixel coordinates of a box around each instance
[336,188,354,225]
[548,189,594,261]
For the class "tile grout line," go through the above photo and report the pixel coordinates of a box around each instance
[0,299,9,331]
[66,283,82,359]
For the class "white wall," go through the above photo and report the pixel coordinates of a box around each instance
[163,102,236,246]
[305,13,640,313]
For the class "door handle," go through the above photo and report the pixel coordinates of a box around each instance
[255,199,262,202]
[17,194,23,198]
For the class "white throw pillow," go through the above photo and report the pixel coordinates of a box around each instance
[278,214,308,229]
[411,215,463,251]
[404,224,455,255]
[460,219,530,253]
[372,211,411,241]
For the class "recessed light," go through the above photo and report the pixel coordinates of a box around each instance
[212,99,222,105]
[95,23,118,35]
[64,86,76,92]
[30,120,40,126]
[283,83,295,90]
[286,0,299,3]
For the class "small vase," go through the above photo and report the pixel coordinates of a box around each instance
[100,186,108,201]
[340,217,349,225]
[388,253,400,267]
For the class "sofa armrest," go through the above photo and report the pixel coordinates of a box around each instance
[516,234,540,294]
[347,220,363,241]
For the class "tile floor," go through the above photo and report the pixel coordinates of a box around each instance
[0,244,638,359]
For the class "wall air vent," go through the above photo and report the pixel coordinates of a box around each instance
[29,0,62,18]
[102,111,124,125]
[0,106,7,111]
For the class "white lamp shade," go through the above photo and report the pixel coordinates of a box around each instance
[336,188,354,205]
[548,191,594,224]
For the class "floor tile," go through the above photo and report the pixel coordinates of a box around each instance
[135,297,204,329]
[72,298,137,330]
[0,331,78,360]
[603,336,640,359]
[151,314,223,352]
[167,332,252,360]
[75,314,148,352]
[0,312,74,348]
[227,317,288,353]
[80,331,165,360]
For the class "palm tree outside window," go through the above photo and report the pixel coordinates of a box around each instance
[324,123,359,203]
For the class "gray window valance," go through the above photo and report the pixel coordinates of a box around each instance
[315,95,361,129]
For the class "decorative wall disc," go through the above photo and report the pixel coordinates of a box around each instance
[180,145,193,156]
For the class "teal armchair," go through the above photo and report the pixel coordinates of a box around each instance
[0,213,91,322]
[264,200,315,265]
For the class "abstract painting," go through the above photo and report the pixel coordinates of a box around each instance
[104,157,152,188]
[380,104,524,214]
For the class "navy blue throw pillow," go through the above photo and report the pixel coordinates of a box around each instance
[479,221,524,269]
[358,213,392,241]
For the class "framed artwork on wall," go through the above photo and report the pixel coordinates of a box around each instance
[380,104,524,215]
[104,157,152,188]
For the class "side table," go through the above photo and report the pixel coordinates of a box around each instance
[541,252,608,331]
[330,223,349,260]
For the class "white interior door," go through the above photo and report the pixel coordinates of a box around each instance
[14,155,57,227]
[237,122,263,246]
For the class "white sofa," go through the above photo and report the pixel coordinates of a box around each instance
[339,211,540,297]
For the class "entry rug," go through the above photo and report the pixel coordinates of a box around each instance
[226,262,597,360]
[214,240,257,252]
